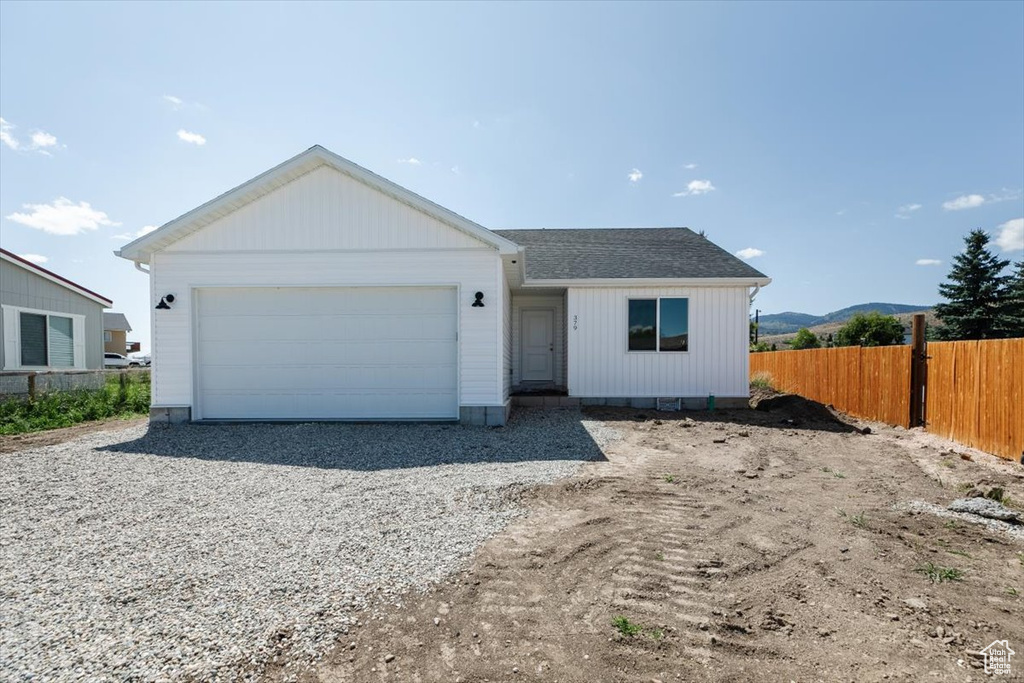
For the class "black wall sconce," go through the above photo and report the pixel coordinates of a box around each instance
[155,294,175,310]
[472,291,485,307]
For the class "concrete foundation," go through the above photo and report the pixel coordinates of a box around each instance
[0,370,106,399]
[150,406,192,424]
[459,403,510,427]
[574,396,751,410]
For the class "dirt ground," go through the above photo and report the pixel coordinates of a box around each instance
[296,399,1024,683]
[0,416,148,454]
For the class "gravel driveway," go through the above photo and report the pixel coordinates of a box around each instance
[0,409,616,681]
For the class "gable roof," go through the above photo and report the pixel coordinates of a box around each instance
[116,145,521,262]
[494,228,770,284]
[103,312,132,332]
[0,249,113,307]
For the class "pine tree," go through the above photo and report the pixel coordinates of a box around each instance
[933,230,1010,340]
[1001,261,1024,337]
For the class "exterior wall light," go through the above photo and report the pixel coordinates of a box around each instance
[156,294,175,310]
[472,291,485,307]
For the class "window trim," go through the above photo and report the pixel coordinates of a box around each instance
[626,296,690,354]
[104,330,113,343]
[1,304,86,370]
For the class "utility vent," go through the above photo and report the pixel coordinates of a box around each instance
[656,397,681,412]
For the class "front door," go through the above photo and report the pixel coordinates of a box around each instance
[521,309,554,382]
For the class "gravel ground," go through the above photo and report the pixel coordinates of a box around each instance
[0,408,616,681]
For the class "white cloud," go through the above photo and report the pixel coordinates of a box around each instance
[6,197,120,236]
[0,118,62,154]
[163,94,184,107]
[736,247,764,260]
[683,163,698,169]
[472,120,481,129]
[397,157,422,165]
[942,194,986,211]
[176,129,206,145]
[915,258,942,266]
[112,225,159,240]
[16,253,48,264]
[673,179,716,197]
[995,218,1024,252]
[627,168,643,183]
[451,165,460,175]
[1,117,19,149]
[895,203,922,219]
[30,130,58,148]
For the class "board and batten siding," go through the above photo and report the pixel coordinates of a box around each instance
[165,165,485,253]
[0,259,104,370]
[567,286,751,398]
[510,293,566,388]
[502,279,512,400]
[151,250,503,409]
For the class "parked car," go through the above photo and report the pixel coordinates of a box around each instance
[128,353,151,367]
[104,353,129,368]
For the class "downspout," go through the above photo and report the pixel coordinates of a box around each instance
[134,261,150,274]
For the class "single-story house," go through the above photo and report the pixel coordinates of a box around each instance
[1,248,113,371]
[103,312,133,355]
[116,146,770,425]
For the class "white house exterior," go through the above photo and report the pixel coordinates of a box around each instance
[117,146,769,425]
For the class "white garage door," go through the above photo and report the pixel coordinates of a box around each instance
[196,286,458,420]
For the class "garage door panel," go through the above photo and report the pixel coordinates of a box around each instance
[197,287,458,420]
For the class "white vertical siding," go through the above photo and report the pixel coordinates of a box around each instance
[567,286,750,398]
[502,278,512,400]
[151,250,503,409]
[165,165,486,253]
[510,293,565,387]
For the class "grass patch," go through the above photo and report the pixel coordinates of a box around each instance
[750,372,775,391]
[1007,587,1019,597]
[663,474,677,484]
[943,520,960,530]
[0,372,150,435]
[916,562,964,584]
[946,549,971,559]
[655,551,665,561]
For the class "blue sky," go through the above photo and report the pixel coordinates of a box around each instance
[1,1,1022,351]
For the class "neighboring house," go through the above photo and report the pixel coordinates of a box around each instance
[103,312,133,354]
[116,146,769,425]
[1,249,113,371]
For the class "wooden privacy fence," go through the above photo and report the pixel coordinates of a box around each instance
[751,336,1024,461]
[750,346,912,427]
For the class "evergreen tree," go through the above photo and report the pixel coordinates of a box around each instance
[933,230,1010,340]
[1001,261,1024,337]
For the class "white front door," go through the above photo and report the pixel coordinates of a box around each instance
[521,309,554,382]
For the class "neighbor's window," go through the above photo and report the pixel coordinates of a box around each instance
[19,312,75,367]
[627,298,689,352]
[104,330,112,343]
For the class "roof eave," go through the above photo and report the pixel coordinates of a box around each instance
[521,276,772,288]
[117,145,519,262]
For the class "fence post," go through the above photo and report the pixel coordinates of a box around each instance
[909,313,927,427]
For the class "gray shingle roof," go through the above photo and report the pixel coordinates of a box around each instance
[103,312,132,332]
[492,228,768,281]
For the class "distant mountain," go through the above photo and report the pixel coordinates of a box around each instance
[756,303,932,335]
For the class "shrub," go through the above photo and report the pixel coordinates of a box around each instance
[835,312,905,347]
[789,328,821,350]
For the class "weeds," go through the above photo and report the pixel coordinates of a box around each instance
[956,482,975,492]
[612,616,643,637]
[611,615,665,641]
[943,520,959,530]
[655,552,665,561]
[834,508,867,527]
[0,373,150,435]
[946,549,971,559]
[1007,587,1019,597]
[663,474,677,484]
[916,562,964,584]
[750,373,775,391]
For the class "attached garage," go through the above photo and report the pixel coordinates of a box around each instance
[195,286,458,420]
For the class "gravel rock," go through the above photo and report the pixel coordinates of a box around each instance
[0,408,614,681]
[895,501,1024,541]
[947,497,1019,522]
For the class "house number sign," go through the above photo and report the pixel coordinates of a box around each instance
[573,315,578,331]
